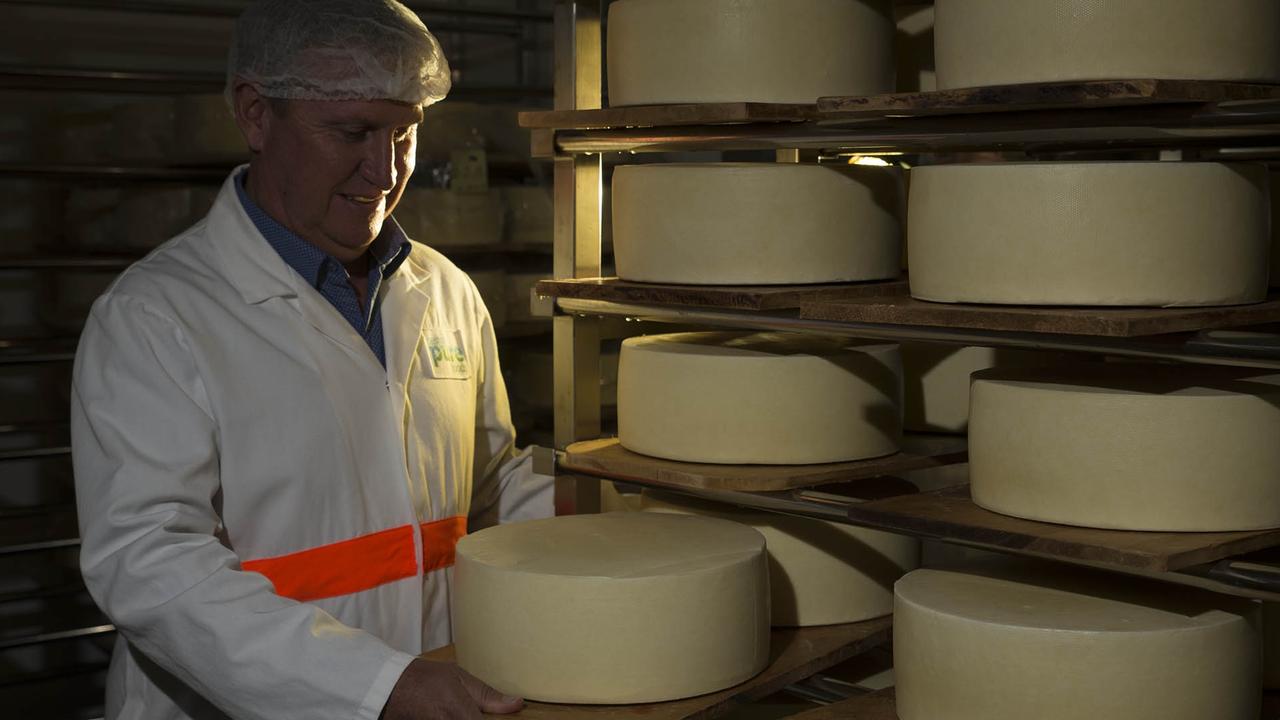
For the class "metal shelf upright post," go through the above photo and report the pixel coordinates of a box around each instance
[550,0,604,514]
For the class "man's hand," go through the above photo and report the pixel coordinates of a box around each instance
[383,658,524,719]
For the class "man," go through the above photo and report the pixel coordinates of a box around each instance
[70,1,549,718]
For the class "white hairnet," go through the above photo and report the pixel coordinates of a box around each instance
[226,0,452,107]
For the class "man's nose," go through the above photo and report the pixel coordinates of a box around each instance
[361,133,398,192]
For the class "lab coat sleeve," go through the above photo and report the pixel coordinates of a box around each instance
[467,298,553,530]
[72,292,414,720]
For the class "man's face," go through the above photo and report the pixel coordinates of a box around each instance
[249,97,423,261]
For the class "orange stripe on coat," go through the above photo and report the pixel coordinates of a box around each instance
[243,516,466,602]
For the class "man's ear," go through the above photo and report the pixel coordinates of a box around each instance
[231,81,272,154]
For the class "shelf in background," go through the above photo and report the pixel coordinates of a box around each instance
[537,277,908,312]
[846,484,1280,575]
[800,295,1280,338]
[818,79,1280,118]
[421,616,891,720]
[790,687,896,720]
[519,102,818,130]
[792,688,1280,720]
[561,436,965,493]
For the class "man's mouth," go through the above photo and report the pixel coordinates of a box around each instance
[343,194,385,205]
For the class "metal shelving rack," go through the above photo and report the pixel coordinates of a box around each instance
[541,0,1280,616]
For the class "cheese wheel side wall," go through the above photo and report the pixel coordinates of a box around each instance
[934,0,1280,88]
[607,0,895,105]
[907,162,1269,306]
[613,163,901,286]
[968,370,1280,531]
[618,334,903,465]
[894,580,1261,720]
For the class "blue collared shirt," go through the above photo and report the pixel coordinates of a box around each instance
[235,170,411,367]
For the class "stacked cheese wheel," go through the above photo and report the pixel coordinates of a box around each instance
[612,163,901,286]
[908,162,1269,306]
[607,0,894,105]
[895,565,1261,720]
[968,364,1280,531]
[933,0,1280,89]
[618,332,902,465]
[453,513,770,704]
[642,490,919,627]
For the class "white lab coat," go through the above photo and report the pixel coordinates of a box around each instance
[71,168,551,720]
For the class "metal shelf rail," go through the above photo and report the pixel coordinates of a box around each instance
[544,0,1280,598]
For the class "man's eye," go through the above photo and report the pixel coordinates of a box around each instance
[341,129,368,142]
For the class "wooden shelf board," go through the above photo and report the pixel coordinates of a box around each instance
[536,277,908,312]
[847,485,1280,574]
[561,437,966,493]
[788,688,896,720]
[818,79,1280,118]
[790,687,1280,719]
[518,103,818,130]
[421,617,891,720]
[800,294,1280,337]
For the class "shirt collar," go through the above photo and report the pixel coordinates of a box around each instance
[234,168,411,287]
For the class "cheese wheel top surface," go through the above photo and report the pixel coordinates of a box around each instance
[456,511,765,579]
[899,567,1248,634]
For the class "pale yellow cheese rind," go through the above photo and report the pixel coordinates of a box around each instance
[642,491,919,626]
[908,162,1269,306]
[934,0,1280,89]
[969,365,1280,531]
[895,567,1261,720]
[453,513,770,704]
[607,0,894,105]
[613,163,901,286]
[618,332,902,465]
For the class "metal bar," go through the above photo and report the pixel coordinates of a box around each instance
[551,0,603,515]
[0,67,551,99]
[0,446,71,462]
[0,661,109,689]
[0,256,137,270]
[0,420,69,435]
[0,162,230,182]
[0,624,114,651]
[0,0,551,23]
[0,538,80,556]
[0,350,75,366]
[554,298,1280,370]
[0,581,86,605]
[552,113,1280,155]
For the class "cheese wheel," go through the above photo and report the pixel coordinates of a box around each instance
[901,343,1072,434]
[934,0,1280,89]
[895,566,1261,720]
[613,163,901,285]
[641,491,919,626]
[606,0,894,106]
[453,512,770,704]
[619,332,902,464]
[908,162,1269,306]
[970,365,1280,531]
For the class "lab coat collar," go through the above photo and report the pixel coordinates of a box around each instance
[207,167,434,306]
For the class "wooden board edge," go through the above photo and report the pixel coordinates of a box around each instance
[817,79,1280,118]
[518,102,818,130]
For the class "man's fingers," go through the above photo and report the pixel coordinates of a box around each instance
[457,668,524,714]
